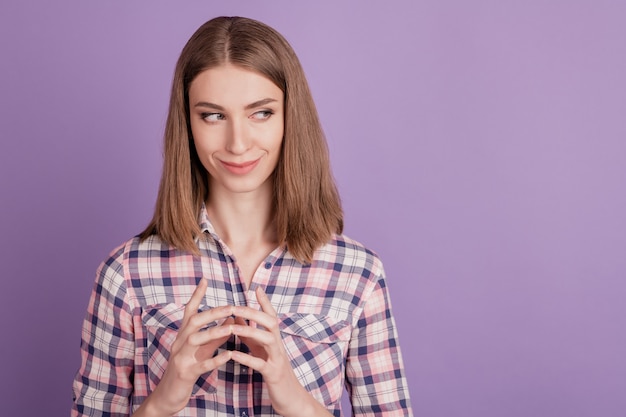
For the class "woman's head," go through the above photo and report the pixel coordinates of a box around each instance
[142,16,343,263]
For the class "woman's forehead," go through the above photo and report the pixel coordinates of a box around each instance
[189,64,283,108]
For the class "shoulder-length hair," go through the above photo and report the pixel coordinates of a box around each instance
[140,16,343,264]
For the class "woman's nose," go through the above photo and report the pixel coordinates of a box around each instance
[225,118,251,155]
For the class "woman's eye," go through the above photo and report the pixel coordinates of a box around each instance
[201,113,224,122]
[251,110,273,120]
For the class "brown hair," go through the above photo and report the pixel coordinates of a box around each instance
[140,16,343,263]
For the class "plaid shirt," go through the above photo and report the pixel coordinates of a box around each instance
[72,207,413,416]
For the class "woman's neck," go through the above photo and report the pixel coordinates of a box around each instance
[205,181,277,250]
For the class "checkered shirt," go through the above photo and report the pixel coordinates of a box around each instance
[72,207,413,416]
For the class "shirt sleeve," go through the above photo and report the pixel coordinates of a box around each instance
[72,246,135,417]
[345,269,413,416]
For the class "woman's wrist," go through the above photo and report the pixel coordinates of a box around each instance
[274,382,333,417]
[131,388,176,417]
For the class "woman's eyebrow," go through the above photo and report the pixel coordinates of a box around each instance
[194,101,225,111]
[193,98,278,111]
[245,98,277,110]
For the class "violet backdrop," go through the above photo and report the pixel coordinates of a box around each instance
[1,1,625,416]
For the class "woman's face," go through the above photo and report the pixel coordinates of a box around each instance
[188,64,284,197]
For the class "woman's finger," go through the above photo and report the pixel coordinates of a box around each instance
[232,306,277,331]
[187,306,233,331]
[232,323,275,346]
[230,350,267,373]
[232,308,275,332]
[181,278,208,328]
[255,286,277,317]
[176,305,233,350]
[198,350,233,374]
[187,317,234,346]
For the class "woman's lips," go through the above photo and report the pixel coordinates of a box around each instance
[219,158,261,175]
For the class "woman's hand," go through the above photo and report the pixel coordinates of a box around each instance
[230,287,333,417]
[136,279,234,417]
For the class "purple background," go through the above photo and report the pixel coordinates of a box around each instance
[1,1,625,416]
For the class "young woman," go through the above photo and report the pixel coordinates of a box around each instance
[72,16,412,417]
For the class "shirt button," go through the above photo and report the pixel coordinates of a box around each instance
[241,412,248,417]
[241,366,248,374]
[264,262,272,269]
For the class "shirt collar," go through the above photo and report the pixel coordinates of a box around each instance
[198,202,215,235]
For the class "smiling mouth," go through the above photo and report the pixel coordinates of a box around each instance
[219,158,261,175]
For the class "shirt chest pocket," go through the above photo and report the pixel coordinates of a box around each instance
[278,313,352,406]
[141,303,219,396]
